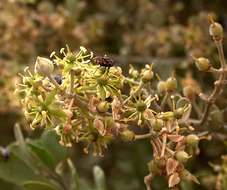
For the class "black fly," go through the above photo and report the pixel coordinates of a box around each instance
[93,55,116,68]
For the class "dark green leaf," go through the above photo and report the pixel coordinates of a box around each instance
[23,181,59,190]
[28,142,55,169]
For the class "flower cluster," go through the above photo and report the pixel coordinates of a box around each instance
[17,17,227,189]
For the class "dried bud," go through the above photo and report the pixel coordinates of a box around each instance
[157,81,167,94]
[142,70,154,83]
[121,130,135,141]
[175,151,190,163]
[209,22,223,40]
[166,77,177,92]
[97,101,110,113]
[195,57,210,71]
[35,57,54,76]
[186,134,199,147]
[150,118,164,131]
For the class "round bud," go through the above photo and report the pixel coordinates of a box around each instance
[175,151,190,163]
[150,119,164,131]
[174,107,185,119]
[183,86,195,99]
[97,101,110,113]
[136,101,147,112]
[142,70,154,83]
[121,130,135,141]
[129,68,139,78]
[157,81,167,94]
[209,22,223,40]
[166,77,177,92]
[209,109,223,130]
[35,57,54,76]
[186,134,199,147]
[195,57,210,71]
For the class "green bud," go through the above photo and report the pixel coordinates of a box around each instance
[129,66,139,78]
[35,56,54,76]
[166,77,177,92]
[174,107,185,119]
[121,130,135,141]
[160,111,174,121]
[157,81,167,94]
[136,101,147,112]
[142,70,154,83]
[150,118,164,131]
[186,134,199,147]
[195,57,210,71]
[175,151,190,163]
[97,101,110,113]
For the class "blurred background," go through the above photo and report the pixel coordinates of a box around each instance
[0,0,227,189]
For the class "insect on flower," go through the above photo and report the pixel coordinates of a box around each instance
[93,55,116,68]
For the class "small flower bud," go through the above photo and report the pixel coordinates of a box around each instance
[195,57,210,71]
[35,56,54,76]
[97,101,110,113]
[121,130,135,141]
[136,101,147,112]
[129,66,139,78]
[209,22,223,40]
[160,111,175,121]
[175,151,190,163]
[166,77,177,92]
[150,118,164,131]
[174,107,185,119]
[142,70,154,83]
[183,86,195,100]
[186,134,199,147]
[157,81,167,94]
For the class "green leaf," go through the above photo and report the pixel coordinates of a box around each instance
[13,124,38,172]
[0,152,40,185]
[40,130,69,164]
[93,166,106,190]
[28,142,55,169]
[67,159,80,190]
[23,181,58,190]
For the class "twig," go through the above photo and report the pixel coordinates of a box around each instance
[193,40,226,126]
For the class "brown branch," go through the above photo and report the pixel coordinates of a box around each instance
[192,40,226,126]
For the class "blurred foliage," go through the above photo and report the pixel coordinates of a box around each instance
[0,0,227,189]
